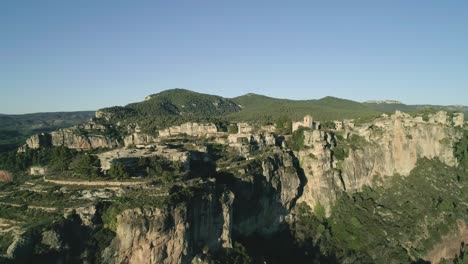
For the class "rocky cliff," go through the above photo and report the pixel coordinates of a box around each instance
[159,123,219,138]
[297,111,463,214]
[20,127,120,151]
[102,188,235,264]
[101,148,303,264]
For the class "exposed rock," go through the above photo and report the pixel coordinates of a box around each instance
[297,111,462,215]
[343,119,355,129]
[365,100,402,104]
[29,166,47,176]
[51,129,119,150]
[0,170,13,182]
[228,149,303,236]
[228,133,279,157]
[95,110,113,121]
[453,112,464,127]
[424,221,468,264]
[159,123,218,138]
[97,146,190,171]
[25,133,52,149]
[103,188,234,264]
[21,127,120,151]
[237,123,253,134]
[74,205,98,226]
[41,230,62,250]
[123,133,158,147]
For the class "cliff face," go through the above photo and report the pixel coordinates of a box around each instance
[123,133,158,147]
[103,190,235,264]
[21,128,119,151]
[158,123,219,138]
[102,149,303,264]
[297,111,462,214]
[228,148,303,236]
[51,129,119,150]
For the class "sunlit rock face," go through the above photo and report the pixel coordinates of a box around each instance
[297,111,462,215]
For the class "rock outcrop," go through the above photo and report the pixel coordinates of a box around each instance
[224,148,303,236]
[297,111,463,214]
[103,188,235,264]
[51,129,119,150]
[21,128,120,151]
[0,170,13,182]
[159,123,218,138]
[453,112,465,127]
[123,133,158,147]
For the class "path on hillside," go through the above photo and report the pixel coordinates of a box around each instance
[43,176,148,187]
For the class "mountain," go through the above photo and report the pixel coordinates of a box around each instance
[98,89,381,133]
[100,88,241,118]
[0,111,94,152]
[231,94,380,122]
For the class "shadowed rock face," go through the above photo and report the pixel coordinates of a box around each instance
[102,149,303,264]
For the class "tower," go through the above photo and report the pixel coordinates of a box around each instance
[304,115,313,128]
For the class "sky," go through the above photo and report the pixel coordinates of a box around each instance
[1,0,468,114]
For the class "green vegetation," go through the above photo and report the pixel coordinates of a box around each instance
[227,124,239,134]
[101,204,120,232]
[108,162,129,179]
[0,232,13,254]
[71,154,101,178]
[97,89,382,134]
[290,127,310,151]
[364,102,468,118]
[275,116,292,135]
[209,242,252,264]
[99,89,240,134]
[455,129,468,169]
[0,146,76,173]
[230,94,381,124]
[294,158,468,263]
[331,133,368,162]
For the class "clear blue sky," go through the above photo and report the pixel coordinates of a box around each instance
[1,0,468,114]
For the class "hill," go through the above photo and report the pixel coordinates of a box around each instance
[230,93,381,123]
[98,89,242,133]
[0,111,94,152]
[98,89,382,132]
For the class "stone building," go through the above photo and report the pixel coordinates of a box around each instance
[292,115,314,132]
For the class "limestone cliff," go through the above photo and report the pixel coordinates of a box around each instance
[297,111,463,214]
[21,128,120,151]
[158,123,219,138]
[102,148,303,263]
[103,189,235,264]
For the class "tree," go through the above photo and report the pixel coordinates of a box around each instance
[275,116,292,135]
[49,146,73,172]
[291,127,307,150]
[73,154,101,178]
[108,162,129,179]
[161,171,175,184]
[228,124,239,134]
